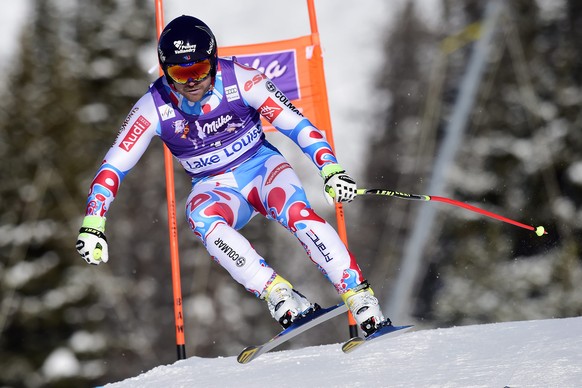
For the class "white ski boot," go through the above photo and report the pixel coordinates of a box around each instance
[263,276,319,328]
[342,281,390,337]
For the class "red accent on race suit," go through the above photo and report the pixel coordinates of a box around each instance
[91,168,121,197]
[314,147,334,166]
[309,129,324,139]
[247,187,268,217]
[204,202,235,226]
[188,193,212,212]
[267,187,287,215]
[287,202,326,233]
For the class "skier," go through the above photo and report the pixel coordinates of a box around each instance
[75,15,390,336]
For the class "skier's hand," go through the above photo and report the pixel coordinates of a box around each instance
[76,215,109,265]
[321,163,357,205]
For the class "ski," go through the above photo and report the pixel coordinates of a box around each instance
[237,303,348,364]
[342,322,413,353]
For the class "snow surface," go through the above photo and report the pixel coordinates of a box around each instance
[104,316,582,387]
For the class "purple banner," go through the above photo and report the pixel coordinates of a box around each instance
[235,50,300,100]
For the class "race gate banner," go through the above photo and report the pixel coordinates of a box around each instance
[219,35,333,136]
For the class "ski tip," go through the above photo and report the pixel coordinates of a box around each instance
[237,345,261,364]
[341,337,365,353]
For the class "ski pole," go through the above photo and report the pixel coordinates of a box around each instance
[356,188,547,236]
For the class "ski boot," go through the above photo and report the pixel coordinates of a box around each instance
[342,281,391,337]
[263,275,319,329]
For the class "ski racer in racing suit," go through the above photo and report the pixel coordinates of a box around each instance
[76,15,389,336]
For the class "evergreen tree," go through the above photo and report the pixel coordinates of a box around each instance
[0,1,292,385]
[357,0,582,327]
[423,0,582,326]
[0,0,159,386]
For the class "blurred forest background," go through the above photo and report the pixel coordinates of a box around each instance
[1,0,581,386]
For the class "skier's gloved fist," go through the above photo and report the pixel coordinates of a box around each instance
[76,215,109,265]
[321,163,357,205]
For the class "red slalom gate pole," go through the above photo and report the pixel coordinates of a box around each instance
[154,0,187,360]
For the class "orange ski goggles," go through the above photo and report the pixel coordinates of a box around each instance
[166,59,212,84]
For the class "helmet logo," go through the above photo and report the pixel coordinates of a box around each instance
[173,40,197,54]
[206,37,215,55]
[158,47,166,63]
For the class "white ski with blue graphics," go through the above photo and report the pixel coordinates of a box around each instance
[237,303,348,364]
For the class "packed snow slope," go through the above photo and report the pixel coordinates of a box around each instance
[106,316,582,388]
